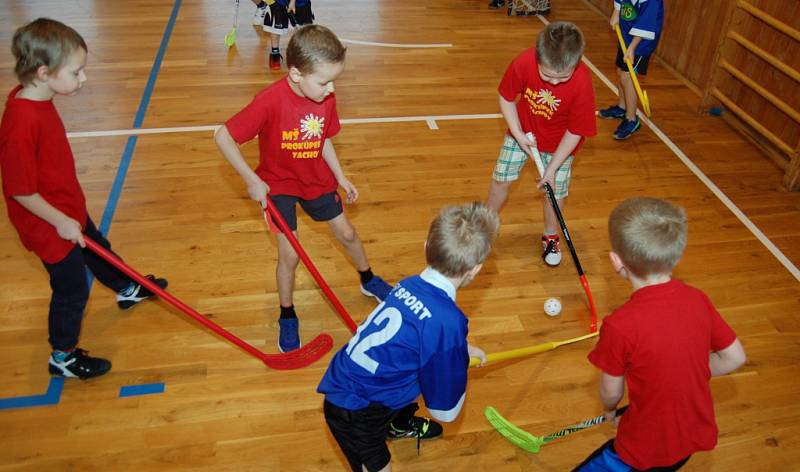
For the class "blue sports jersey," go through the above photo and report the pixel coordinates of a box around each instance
[615,0,664,57]
[317,268,470,422]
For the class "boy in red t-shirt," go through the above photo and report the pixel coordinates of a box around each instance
[576,197,746,471]
[215,25,392,353]
[0,19,167,380]
[487,21,597,267]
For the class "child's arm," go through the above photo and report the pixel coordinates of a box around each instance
[214,125,269,207]
[321,139,358,204]
[537,130,581,190]
[610,2,621,29]
[599,372,625,424]
[499,94,535,152]
[709,338,746,376]
[13,194,85,247]
[624,36,643,64]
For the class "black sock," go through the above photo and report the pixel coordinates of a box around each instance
[280,305,297,320]
[358,268,374,285]
[271,47,280,55]
[257,1,266,8]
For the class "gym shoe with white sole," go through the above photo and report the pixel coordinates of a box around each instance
[360,275,393,302]
[542,234,562,267]
[48,348,111,379]
[116,275,168,310]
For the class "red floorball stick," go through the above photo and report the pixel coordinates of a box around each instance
[84,237,333,370]
[264,197,359,334]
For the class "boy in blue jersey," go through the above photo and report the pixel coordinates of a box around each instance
[317,202,499,472]
[598,0,664,139]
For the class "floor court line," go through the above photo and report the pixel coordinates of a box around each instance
[340,38,452,48]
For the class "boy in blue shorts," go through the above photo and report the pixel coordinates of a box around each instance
[317,202,498,471]
[598,0,664,140]
[487,21,597,267]
[576,197,746,471]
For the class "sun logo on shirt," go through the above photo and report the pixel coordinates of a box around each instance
[536,89,562,112]
[299,114,325,140]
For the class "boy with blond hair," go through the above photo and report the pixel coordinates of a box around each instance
[577,197,746,471]
[487,21,597,267]
[318,202,498,472]
[215,25,392,353]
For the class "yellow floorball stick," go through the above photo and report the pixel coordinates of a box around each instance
[469,331,598,367]
[615,25,651,116]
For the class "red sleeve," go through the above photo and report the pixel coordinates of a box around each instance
[0,114,39,197]
[587,320,628,376]
[567,65,597,137]
[326,94,341,139]
[225,92,270,145]
[497,50,530,102]
[705,296,737,351]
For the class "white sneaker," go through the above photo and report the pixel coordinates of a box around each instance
[252,4,268,25]
[541,235,562,267]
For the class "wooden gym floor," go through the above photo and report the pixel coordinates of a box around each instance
[1,0,798,470]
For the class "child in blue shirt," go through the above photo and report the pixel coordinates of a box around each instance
[598,0,664,140]
[317,202,499,471]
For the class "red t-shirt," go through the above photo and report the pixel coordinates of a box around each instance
[588,279,738,469]
[0,85,88,264]
[225,77,342,200]
[498,48,596,153]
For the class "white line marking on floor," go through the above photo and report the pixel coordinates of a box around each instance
[340,38,452,48]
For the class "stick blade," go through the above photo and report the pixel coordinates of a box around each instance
[484,406,544,453]
[224,28,237,47]
[261,333,333,370]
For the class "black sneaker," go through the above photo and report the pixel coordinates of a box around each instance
[387,415,443,440]
[48,348,111,379]
[488,0,504,9]
[116,275,168,310]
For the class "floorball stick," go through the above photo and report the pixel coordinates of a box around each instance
[527,134,598,332]
[263,198,359,334]
[615,25,651,116]
[469,331,597,367]
[485,405,628,453]
[224,0,240,47]
[84,237,332,370]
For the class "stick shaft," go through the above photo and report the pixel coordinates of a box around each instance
[469,332,598,367]
[265,198,358,333]
[84,237,267,361]
[543,406,629,444]
[614,26,650,115]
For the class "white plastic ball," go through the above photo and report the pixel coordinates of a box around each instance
[544,297,562,316]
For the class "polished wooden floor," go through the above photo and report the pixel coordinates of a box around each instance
[1,0,799,470]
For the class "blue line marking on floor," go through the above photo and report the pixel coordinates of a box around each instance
[119,383,165,398]
[0,377,64,410]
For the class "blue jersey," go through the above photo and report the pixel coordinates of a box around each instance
[615,0,664,57]
[317,268,470,422]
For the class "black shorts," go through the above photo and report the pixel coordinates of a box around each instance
[264,2,314,35]
[615,46,651,75]
[267,191,343,232]
[324,400,396,472]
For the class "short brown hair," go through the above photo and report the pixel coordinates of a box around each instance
[12,18,87,86]
[425,202,500,278]
[286,25,346,74]
[608,197,688,277]
[536,21,585,73]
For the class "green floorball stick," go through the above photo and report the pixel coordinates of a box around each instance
[484,405,628,453]
[224,0,240,47]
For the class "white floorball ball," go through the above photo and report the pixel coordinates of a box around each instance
[544,297,562,316]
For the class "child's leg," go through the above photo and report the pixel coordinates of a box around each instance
[619,69,638,121]
[542,196,566,235]
[43,247,91,352]
[80,218,133,293]
[616,68,628,110]
[487,134,528,212]
[275,231,300,307]
[323,400,395,472]
[327,214,370,272]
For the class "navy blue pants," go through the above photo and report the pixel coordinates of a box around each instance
[43,218,132,351]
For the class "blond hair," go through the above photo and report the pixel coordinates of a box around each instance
[608,197,688,277]
[426,203,500,278]
[536,21,585,73]
[12,18,86,86]
[286,25,346,74]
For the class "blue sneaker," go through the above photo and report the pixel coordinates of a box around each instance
[598,105,627,120]
[360,275,393,302]
[278,318,300,353]
[613,118,641,140]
